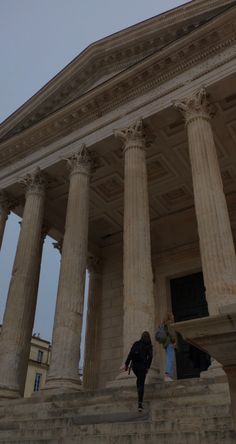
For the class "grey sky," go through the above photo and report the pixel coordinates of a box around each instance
[0,0,188,341]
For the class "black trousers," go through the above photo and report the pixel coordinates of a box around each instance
[132,366,147,404]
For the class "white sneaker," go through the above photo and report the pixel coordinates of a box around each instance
[164,374,173,382]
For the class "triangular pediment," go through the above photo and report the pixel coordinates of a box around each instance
[0,0,236,143]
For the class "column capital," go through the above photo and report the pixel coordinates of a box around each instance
[53,238,63,255]
[87,255,102,274]
[114,119,146,151]
[41,223,50,243]
[20,167,46,197]
[0,191,11,215]
[66,144,94,177]
[174,87,215,125]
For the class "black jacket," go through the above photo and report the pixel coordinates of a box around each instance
[125,339,153,370]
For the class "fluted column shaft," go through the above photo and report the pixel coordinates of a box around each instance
[0,191,11,250]
[46,146,91,391]
[0,169,46,398]
[175,88,236,315]
[115,120,154,361]
[83,257,102,390]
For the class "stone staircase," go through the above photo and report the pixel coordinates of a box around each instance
[0,378,235,443]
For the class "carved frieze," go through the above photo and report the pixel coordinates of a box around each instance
[0,0,225,143]
[0,3,235,169]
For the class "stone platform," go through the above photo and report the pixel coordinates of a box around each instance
[0,378,235,443]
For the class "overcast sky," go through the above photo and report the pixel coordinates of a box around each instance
[0,0,188,342]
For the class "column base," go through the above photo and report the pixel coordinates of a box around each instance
[107,367,160,388]
[42,377,82,396]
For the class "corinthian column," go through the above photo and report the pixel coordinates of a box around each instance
[115,120,155,366]
[175,88,236,315]
[83,257,102,390]
[45,145,92,392]
[0,191,11,250]
[0,168,46,398]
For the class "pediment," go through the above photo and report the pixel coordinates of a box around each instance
[0,0,236,143]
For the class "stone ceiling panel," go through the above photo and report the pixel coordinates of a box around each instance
[91,173,124,204]
[89,214,121,244]
[159,185,194,213]
[147,153,177,185]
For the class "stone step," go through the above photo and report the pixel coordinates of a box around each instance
[0,396,230,426]
[0,379,233,443]
[0,430,235,444]
[16,414,235,431]
[151,402,231,419]
[0,382,229,421]
[0,400,230,428]
[0,414,233,440]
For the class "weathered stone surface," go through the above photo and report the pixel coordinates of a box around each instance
[0,169,46,399]
[114,119,157,384]
[45,146,92,393]
[0,379,234,443]
[175,87,236,316]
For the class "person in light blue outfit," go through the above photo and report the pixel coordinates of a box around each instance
[162,312,177,382]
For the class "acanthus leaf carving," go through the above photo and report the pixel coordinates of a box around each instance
[65,144,99,176]
[0,190,18,213]
[114,119,146,150]
[20,167,47,196]
[174,87,216,124]
[0,191,11,215]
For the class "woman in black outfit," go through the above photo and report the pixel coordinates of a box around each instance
[124,331,153,411]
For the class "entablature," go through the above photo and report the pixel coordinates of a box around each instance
[0,4,236,172]
[0,0,235,144]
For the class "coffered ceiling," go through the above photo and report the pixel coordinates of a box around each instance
[1,1,236,254]
[6,74,236,252]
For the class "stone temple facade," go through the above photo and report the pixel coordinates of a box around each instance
[0,0,236,442]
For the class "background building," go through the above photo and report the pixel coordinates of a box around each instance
[0,326,51,397]
[24,334,51,398]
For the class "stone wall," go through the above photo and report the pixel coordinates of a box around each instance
[94,205,236,387]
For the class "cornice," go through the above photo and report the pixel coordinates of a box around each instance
[0,5,236,169]
[0,0,235,141]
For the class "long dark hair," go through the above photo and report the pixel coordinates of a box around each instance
[141,331,152,345]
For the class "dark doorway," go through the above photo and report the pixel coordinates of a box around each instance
[170,272,211,379]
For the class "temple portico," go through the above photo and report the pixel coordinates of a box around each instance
[0,0,236,436]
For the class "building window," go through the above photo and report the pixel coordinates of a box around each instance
[34,373,42,392]
[37,350,43,363]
